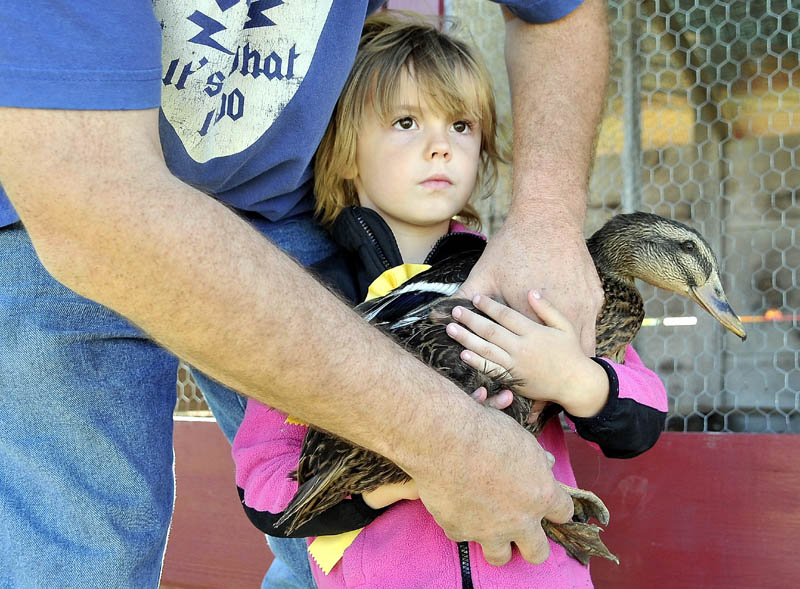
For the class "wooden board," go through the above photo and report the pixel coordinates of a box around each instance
[163,420,271,588]
[567,432,800,588]
[164,422,800,588]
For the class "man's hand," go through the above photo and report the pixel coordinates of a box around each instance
[409,407,573,566]
[461,0,610,356]
[459,211,603,356]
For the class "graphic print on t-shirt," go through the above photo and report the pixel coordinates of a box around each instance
[154,0,333,163]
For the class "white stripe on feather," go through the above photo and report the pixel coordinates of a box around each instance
[363,281,460,322]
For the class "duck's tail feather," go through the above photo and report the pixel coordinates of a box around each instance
[276,458,352,534]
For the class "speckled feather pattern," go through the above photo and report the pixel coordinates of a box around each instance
[593,274,645,363]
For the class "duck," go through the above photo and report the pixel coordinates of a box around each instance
[276,211,747,565]
[588,212,746,361]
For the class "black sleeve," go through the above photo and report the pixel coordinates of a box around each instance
[237,486,388,538]
[567,358,666,459]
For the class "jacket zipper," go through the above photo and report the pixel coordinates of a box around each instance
[423,232,452,265]
[354,210,393,270]
[458,541,474,589]
[353,214,475,584]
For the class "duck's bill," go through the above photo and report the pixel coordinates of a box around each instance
[690,275,747,340]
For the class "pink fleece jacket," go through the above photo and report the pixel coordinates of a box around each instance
[233,346,666,588]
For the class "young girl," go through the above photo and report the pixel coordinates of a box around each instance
[233,11,667,588]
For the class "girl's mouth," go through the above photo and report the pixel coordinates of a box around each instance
[421,175,452,189]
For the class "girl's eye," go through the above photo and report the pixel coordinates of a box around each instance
[452,120,473,134]
[393,117,417,130]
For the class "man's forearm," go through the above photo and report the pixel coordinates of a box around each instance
[0,107,481,473]
[2,106,575,564]
[503,0,609,224]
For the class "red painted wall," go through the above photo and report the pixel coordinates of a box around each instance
[385,0,441,15]
[165,421,270,588]
[164,423,800,588]
[566,432,799,588]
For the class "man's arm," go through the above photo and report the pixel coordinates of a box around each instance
[460,0,610,355]
[0,106,572,566]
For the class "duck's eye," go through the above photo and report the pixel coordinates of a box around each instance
[680,240,696,253]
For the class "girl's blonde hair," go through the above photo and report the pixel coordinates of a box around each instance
[314,11,502,229]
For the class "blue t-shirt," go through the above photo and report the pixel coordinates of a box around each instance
[0,0,582,227]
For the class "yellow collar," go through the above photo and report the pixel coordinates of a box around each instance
[364,263,431,301]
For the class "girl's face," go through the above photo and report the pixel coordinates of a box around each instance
[351,73,482,236]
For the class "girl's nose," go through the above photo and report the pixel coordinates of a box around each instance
[426,129,451,161]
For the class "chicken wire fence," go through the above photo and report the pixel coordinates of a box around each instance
[177,0,800,434]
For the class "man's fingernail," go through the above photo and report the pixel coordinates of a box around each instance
[532,289,542,300]
[452,306,462,319]
[472,295,481,305]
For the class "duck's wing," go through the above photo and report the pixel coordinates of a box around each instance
[277,428,408,534]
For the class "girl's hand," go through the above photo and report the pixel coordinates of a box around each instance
[445,290,609,418]
[470,386,514,411]
[362,480,419,509]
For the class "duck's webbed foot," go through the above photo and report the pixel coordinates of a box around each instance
[564,483,610,526]
[542,483,619,566]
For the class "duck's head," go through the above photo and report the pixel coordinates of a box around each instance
[588,212,747,340]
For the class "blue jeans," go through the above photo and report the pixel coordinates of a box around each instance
[0,215,333,588]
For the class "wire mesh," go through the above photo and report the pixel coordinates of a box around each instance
[453,0,800,433]
[175,362,212,417]
[176,0,800,433]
